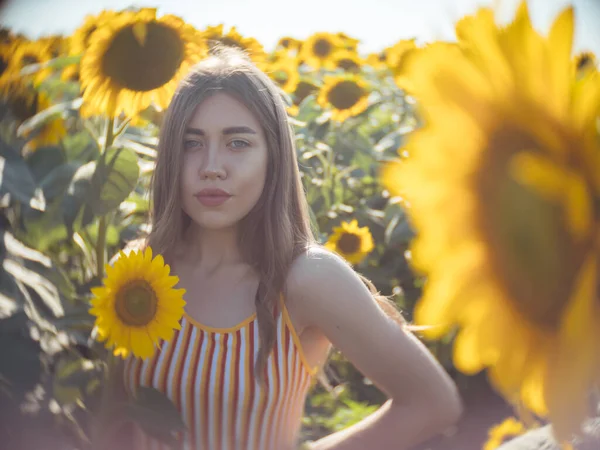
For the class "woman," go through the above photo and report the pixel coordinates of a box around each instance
[120,46,462,450]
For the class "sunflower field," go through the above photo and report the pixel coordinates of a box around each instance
[0,3,599,450]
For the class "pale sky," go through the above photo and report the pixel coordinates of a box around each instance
[1,0,599,54]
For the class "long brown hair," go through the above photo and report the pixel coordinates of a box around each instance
[141,46,404,384]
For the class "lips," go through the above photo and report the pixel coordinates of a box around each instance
[195,188,232,207]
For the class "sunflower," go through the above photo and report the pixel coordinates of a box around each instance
[23,91,67,153]
[267,55,300,93]
[89,247,186,359]
[317,74,370,122]
[483,417,527,450]
[383,2,600,443]
[331,49,363,73]
[69,10,119,57]
[276,36,303,53]
[366,50,389,70]
[336,32,360,51]
[203,25,266,65]
[300,32,345,69]
[325,219,374,265]
[287,80,319,116]
[38,34,69,59]
[79,8,207,118]
[9,39,53,85]
[4,83,66,152]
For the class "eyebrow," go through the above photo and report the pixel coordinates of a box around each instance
[184,126,257,136]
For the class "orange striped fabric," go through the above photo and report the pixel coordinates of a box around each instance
[123,296,318,450]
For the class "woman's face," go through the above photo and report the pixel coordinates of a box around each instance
[180,93,268,231]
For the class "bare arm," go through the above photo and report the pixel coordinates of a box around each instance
[288,248,463,450]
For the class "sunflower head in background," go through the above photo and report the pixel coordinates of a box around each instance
[383,1,600,443]
[287,80,319,116]
[9,39,53,86]
[203,25,266,66]
[275,36,303,54]
[317,74,370,122]
[331,49,364,73]
[325,219,374,265]
[335,32,360,52]
[79,8,207,119]
[300,32,345,70]
[89,247,186,360]
[267,54,300,94]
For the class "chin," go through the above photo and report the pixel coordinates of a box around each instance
[189,213,243,231]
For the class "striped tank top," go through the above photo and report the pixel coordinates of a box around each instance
[123,296,318,450]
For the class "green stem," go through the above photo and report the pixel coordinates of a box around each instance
[95,118,115,278]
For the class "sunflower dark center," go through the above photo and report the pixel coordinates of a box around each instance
[313,39,332,58]
[101,21,185,92]
[337,58,360,72]
[10,91,37,122]
[280,38,291,48]
[478,126,588,331]
[115,280,157,327]
[327,80,364,109]
[337,233,361,254]
[294,81,318,105]
[21,53,40,66]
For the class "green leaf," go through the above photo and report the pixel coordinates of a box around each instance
[0,139,45,211]
[80,147,140,225]
[39,162,80,201]
[25,146,65,183]
[61,160,95,230]
[127,386,186,448]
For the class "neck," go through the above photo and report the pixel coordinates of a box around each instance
[181,224,244,271]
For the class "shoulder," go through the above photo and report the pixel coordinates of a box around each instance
[287,245,355,288]
[284,245,385,330]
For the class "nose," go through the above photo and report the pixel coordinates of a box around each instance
[199,148,227,180]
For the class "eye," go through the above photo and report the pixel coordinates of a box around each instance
[228,139,250,150]
[183,139,204,150]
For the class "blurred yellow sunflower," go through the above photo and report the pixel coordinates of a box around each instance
[89,247,186,359]
[300,32,344,69]
[366,49,389,70]
[325,220,374,265]
[9,39,53,85]
[69,10,119,57]
[24,92,67,153]
[386,39,417,68]
[383,2,600,443]
[79,8,206,118]
[4,83,66,152]
[288,80,319,116]
[38,35,69,59]
[332,49,363,73]
[336,32,360,51]
[268,55,299,93]
[317,74,369,122]
[203,25,266,65]
[276,36,302,53]
[483,417,527,450]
